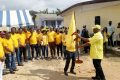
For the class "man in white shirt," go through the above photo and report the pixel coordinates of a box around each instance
[107,21,115,47]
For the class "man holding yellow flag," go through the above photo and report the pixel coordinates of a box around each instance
[64,12,76,76]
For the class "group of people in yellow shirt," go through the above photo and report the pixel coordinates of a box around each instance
[0,27,68,77]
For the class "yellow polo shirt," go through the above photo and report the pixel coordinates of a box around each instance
[55,33,62,45]
[18,33,26,46]
[3,38,14,54]
[47,31,56,42]
[11,34,19,48]
[89,32,103,59]
[0,38,4,58]
[29,31,38,45]
[37,33,43,44]
[65,35,76,52]
[41,35,48,46]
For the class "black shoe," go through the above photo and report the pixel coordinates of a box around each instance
[92,76,100,80]
[10,71,15,74]
[70,71,76,75]
[18,63,24,66]
[64,71,68,76]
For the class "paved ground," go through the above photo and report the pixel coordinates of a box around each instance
[3,53,120,80]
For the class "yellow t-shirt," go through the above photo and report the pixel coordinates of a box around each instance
[18,33,26,46]
[55,33,62,45]
[65,35,76,52]
[11,34,19,48]
[29,31,38,45]
[37,33,43,44]
[47,31,56,42]
[41,35,48,46]
[24,31,31,43]
[0,38,4,58]
[3,38,14,54]
[89,32,103,59]
[62,33,67,46]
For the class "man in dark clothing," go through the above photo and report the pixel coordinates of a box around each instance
[81,25,89,53]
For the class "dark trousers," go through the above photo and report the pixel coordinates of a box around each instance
[19,47,27,62]
[93,59,105,80]
[41,45,48,58]
[15,48,20,65]
[5,53,16,72]
[63,45,66,59]
[30,44,38,59]
[103,42,108,53]
[108,36,114,47]
[36,44,42,57]
[49,42,56,57]
[64,51,76,72]
[56,43,63,57]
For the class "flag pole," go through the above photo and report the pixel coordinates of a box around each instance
[74,11,83,64]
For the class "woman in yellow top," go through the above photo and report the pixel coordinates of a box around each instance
[29,28,38,60]
[36,29,43,58]
[55,29,62,59]
[41,30,48,59]
[18,28,27,63]
[3,32,16,74]
[102,27,109,53]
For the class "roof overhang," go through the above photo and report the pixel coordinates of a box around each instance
[58,0,119,15]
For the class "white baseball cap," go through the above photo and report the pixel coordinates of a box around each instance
[92,25,101,29]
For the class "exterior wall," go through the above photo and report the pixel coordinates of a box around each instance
[61,1,120,36]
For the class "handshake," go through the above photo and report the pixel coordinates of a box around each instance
[72,32,83,49]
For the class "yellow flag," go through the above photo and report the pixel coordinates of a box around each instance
[68,12,76,36]
[66,12,76,50]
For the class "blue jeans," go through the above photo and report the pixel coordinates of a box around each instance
[15,48,20,65]
[64,50,76,72]
[41,45,48,58]
[26,44,31,59]
[5,53,16,72]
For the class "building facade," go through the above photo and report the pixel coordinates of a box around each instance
[60,0,120,41]
[35,14,63,28]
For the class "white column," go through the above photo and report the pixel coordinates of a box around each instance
[56,20,58,28]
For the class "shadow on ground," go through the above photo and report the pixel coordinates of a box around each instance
[18,69,91,80]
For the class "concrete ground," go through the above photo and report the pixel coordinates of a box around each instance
[3,53,120,80]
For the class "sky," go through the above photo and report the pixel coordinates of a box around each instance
[0,0,91,11]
